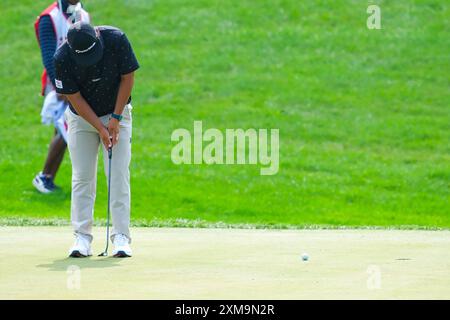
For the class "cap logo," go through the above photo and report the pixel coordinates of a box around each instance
[75,42,96,54]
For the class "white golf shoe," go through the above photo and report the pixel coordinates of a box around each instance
[69,233,92,258]
[112,234,132,258]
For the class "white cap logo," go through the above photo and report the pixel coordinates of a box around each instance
[75,42,96,54]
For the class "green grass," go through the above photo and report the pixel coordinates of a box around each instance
[0,0,449,228]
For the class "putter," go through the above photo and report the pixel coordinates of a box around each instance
[98,146,112,256]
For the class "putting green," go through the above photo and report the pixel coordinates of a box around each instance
[0,227,449,299]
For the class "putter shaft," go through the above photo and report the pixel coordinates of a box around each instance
[99,147,112,256]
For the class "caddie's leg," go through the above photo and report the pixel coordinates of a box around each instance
[65,108,100,242]
[42,129,67,179]
[100,105,132,242]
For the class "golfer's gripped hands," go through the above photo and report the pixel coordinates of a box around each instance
[108,118,120,146]
[99,126,112,150]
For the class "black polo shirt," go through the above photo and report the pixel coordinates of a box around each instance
[54,26,139,116]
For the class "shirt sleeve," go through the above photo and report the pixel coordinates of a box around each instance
[38,16,57,85]
[117,33,140,75]
[54,54,79,94]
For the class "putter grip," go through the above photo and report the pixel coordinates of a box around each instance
[108,147,112,159]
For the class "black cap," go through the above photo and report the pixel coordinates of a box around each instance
[67,22,103,66]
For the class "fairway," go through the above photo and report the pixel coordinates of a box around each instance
[1,227,449,300]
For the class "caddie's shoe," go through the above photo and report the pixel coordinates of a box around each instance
[112,234,132,258]
[69,233,92,258]
[46,178,61,191]
[32,172,55,194]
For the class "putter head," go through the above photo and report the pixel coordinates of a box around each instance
[98,252,108,257]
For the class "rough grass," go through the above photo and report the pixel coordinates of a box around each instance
[0,0,449,228]
[0,217,447,231]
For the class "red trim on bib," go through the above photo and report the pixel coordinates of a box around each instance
[34,2,58,96]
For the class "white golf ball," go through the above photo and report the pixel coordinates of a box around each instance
[301,253,309,261]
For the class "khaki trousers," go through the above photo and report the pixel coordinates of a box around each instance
[64,105,132,242]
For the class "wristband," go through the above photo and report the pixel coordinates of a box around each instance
[111,113,123,121]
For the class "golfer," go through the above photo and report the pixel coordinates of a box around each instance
[33,0,90,193]
[54,22,139,257]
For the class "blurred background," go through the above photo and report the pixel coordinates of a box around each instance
[0,0,448,228]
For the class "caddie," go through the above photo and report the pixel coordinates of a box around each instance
[33,0,90,193]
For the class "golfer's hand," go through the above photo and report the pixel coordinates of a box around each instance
[108,118,120,146]
[99,126,112,150]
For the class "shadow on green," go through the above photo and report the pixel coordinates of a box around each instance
[37,257,125,271]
